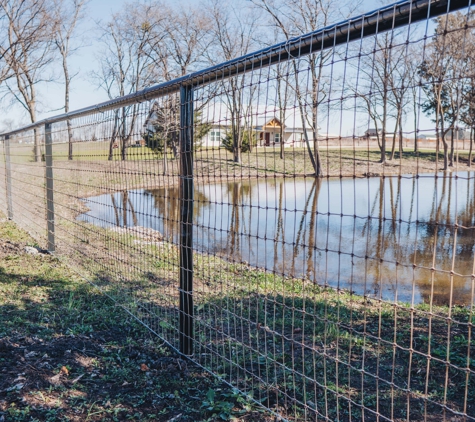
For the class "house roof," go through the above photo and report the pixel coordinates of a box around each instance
[198,102,318,133]
[144,101,321,133]
[365,128,381,134]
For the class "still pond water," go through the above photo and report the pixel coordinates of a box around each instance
[78,172,475,305]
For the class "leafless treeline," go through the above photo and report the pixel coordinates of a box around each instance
[1,0,475,172]
[356,11,475,170]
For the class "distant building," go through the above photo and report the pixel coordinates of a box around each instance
[416,133,437,140]
[364,128,382,138]
[143,101,319,149]
[200,104,315,148]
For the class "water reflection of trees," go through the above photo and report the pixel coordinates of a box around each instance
[145,187,210,240]
[106,174,475,305]
[409,174,475,305]
[214,175,475,305]
[358,174,475,305]
[110,191,138,227]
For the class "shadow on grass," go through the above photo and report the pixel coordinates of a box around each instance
[0,261,265,422]
[1,216,474,421]
[190,264,475,422]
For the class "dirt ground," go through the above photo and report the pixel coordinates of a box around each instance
[0,222,273,422]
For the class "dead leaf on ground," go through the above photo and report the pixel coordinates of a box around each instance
[140,363,149,372]
[7,383,24,392]
[49,374,62,386]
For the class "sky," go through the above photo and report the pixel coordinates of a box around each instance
[3,0,437,135]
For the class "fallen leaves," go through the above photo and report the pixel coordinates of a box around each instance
[6,383,24,392]
[49,365,69,385]
[49,374,62,386]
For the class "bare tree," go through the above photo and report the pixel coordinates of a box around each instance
[0,0,54,162]
[353,32,407,164]
[420,12,473,169]
[406,48,422,153]
[388,44,412,160]
[459,23,475,166]
[205,0,257,163]
[52,0,88,160]
[250,0,359,176]
[136,3,211,167]
[92,2,158,160]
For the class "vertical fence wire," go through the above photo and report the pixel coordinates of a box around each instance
[0,1,475,421]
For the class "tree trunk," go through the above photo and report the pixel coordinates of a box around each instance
[389,116,399,160]
[449,128,454,167]
[380,56,388,164]
[292,61,318,175]
[67,120,73,160]
[468,127,473,167]
[413,91,418,153]
[108,111,119,161]
[121,107,127,161]
[64,58,73,161]
[163,129,168,175]
[398,112,404,158]
[441,130,449,170]
[33,127,41,162]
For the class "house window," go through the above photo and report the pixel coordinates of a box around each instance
[274,132,281,143]
[210,131,221,143]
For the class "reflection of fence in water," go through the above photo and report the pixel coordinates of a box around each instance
[1,0,475,420]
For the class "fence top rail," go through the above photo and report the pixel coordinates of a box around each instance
[0,0,471,139]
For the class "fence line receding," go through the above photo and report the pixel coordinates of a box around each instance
[1,0,475,420]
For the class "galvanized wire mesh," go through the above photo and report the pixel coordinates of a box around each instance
[1,0,475,420]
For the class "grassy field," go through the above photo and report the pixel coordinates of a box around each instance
[5,140,475,178]
[0,218,269,422]
[1,213,474,421]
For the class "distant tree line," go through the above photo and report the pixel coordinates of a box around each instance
[355,11,475,170]
[0,0,474,172]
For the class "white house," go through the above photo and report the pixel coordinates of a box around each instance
[199,103,315,148]
[143,101,318,149]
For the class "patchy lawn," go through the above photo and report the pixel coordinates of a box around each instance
[0,219,269,422]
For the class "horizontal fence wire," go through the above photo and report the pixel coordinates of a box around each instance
[1,0,475,420]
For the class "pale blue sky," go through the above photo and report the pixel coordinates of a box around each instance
[4,0,437,136]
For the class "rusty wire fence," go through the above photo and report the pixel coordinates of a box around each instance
[2,0,475,420]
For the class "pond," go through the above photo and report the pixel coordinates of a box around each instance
[78,172,475,305]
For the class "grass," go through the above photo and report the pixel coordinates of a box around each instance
[0,218,269,421]
[57,219,475,421]
[2,139,475,421]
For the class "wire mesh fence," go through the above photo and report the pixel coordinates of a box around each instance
[2,0,475,420]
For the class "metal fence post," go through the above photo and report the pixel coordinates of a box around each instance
[179,85,194,355]
[4,135,13,220]
[45,123,55,253]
